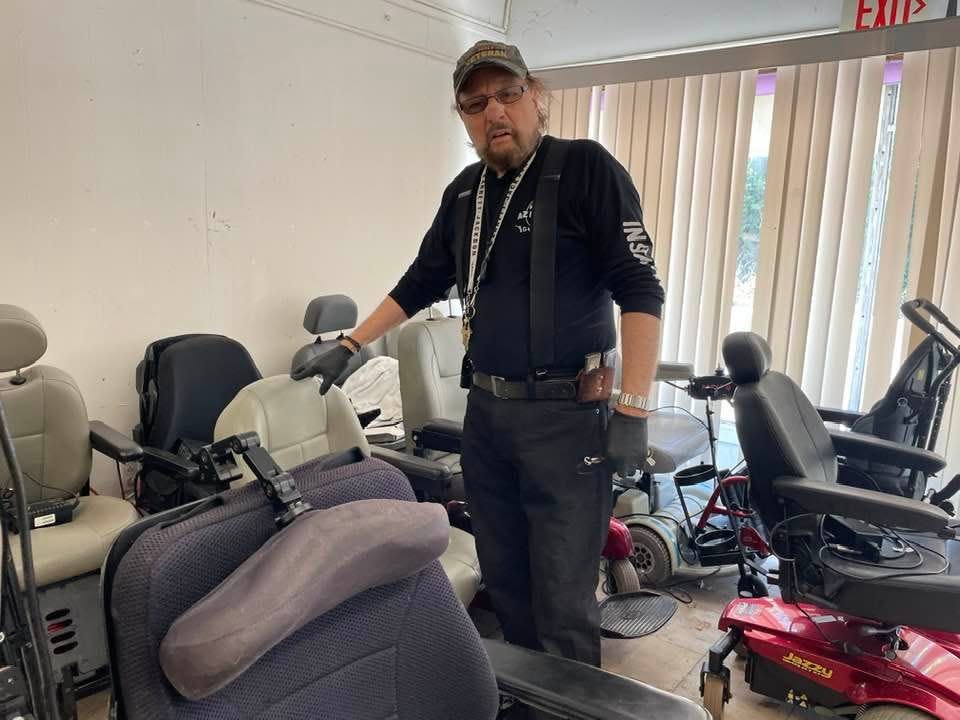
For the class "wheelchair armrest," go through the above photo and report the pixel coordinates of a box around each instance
[775,476,949,533]
[655,362,694,382]
[484,639,709,720]
[90,420,144,463]
[369,446,453,500]
[411,418,463,455]
[829,430,946,475]
[817,406,864,427]
[141,447,201,481]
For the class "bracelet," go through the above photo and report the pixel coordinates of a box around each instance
[340,334,362,354]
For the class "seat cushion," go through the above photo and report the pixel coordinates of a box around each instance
[440,527,482,606]
[11,496,139,587]
[646,410,710,474]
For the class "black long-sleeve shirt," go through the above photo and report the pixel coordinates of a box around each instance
[389,135,664,380]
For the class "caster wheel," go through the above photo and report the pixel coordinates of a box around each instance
[608,557,641,594]
[629,526,672,586]
[701,672,728,719]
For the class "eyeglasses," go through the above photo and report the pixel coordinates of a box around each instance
[458,84,528,115]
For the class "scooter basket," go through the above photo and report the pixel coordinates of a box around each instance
[674,463,717,488]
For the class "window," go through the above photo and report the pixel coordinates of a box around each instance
[728,72,776,336]
[843,58,903,410]
[716,71,776,443]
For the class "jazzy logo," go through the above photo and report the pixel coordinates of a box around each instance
[622,221,654,265]
[782,652,834,679]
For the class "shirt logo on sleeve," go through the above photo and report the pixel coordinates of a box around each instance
[623,221,655,265]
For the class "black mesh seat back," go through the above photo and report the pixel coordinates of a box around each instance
[110,456,498,720]
[847,336,950,488]
[147,335,261,450]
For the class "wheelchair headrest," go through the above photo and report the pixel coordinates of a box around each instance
[159,499,449,700]
[302,294,358,335]
[0,305,47,372]
[722,332,772,385]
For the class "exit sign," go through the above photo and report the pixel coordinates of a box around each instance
[841,0,950,30]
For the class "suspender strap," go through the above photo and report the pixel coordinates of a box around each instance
[453,165,482,300]
[529,138,570,372]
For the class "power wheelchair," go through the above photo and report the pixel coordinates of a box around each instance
[701,331,960,720]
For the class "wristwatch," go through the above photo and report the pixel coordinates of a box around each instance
[616,393,650,411]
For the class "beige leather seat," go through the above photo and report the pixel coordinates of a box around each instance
[214,375,481,606]
[0,304,139,681]
[397,317,467,496]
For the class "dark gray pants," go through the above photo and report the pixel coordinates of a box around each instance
[461,386,611,668]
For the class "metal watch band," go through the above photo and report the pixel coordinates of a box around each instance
[616,392,650,411]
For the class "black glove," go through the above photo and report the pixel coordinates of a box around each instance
[290,344,353,394]
[605,411,648,478]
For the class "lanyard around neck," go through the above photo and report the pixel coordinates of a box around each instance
[463,145,539,324]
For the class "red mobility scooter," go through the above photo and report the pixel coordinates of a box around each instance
[701,331,960,720]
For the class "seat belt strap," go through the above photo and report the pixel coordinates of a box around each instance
[453,164,483,301]
[529,138,570,373]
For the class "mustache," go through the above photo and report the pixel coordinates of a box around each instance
[486,124,514,142]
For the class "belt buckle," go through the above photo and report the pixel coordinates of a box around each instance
[490,375,509,399]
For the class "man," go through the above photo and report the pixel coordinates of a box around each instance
[293,40,663,670]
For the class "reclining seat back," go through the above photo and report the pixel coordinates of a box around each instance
[141,334,261,452]
[846,335,951,495]
[105,457,499,720]
[397,317,467,448]
[722,332,838,524]
[0,304,139,683]
[215,377,370,486]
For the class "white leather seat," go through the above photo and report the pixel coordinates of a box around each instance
[397,318,467,494]
[214,375,481,606]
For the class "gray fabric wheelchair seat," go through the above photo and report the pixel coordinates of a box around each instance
[160,499,451,700]
[108,455,499,720]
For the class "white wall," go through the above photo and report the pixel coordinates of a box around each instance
[1,0,501,491]
[507,0,841,68]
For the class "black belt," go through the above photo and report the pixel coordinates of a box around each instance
[472,371,579,400]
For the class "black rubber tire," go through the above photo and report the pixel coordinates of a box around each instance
[608,557,641,594]
[629,526,672,586]
[858,706,936,720]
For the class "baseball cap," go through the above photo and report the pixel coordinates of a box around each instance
[453,40,529,96]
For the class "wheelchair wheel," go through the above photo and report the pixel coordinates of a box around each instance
[608,557,641,594]
[630,526,672,586]
[858,706,935,719]
[701,672,727,720]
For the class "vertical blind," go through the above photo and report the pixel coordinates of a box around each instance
[548,47,960,483]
